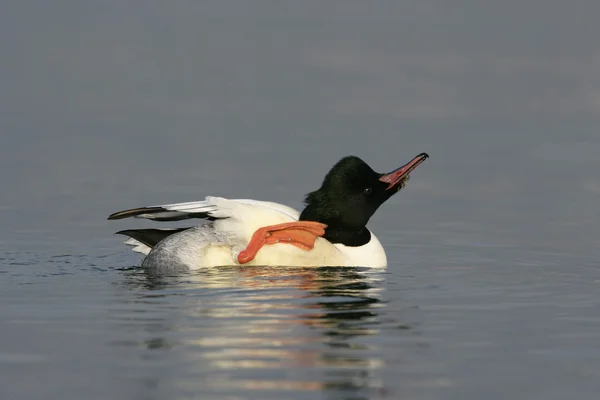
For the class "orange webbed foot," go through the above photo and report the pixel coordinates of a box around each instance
[237,221,327,264]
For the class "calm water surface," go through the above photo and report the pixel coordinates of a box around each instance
[2,1,600,399]
[2,225,600,400]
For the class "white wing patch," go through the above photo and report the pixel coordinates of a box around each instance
[148,197,301,220]
[121,197,303,258]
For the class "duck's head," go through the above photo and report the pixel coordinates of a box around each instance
[299,153,428,246]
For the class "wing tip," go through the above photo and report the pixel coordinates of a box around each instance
[107,207,165,220]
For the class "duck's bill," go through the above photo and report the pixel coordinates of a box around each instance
[379,152,429,190]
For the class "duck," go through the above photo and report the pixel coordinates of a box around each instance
[108,153,428,269]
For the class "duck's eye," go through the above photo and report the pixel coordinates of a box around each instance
[363,187,372,195]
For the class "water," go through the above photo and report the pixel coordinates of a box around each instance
[2,1,600,399]
[3,232,600,399]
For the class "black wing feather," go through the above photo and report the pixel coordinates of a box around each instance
[108,207,166,220]
[107,207,217,222]
[116,228,192,248]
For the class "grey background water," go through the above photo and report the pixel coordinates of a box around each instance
[2,1,600,399]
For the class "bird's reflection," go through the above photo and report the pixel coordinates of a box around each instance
[118,266,402,399]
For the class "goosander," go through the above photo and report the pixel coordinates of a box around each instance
[108,153,428,269]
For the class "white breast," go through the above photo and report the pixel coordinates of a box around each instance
[333,232,387,268]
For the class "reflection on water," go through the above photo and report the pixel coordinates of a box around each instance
[117,266,397,399]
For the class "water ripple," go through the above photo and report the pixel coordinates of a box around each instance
[109,266,393,399]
